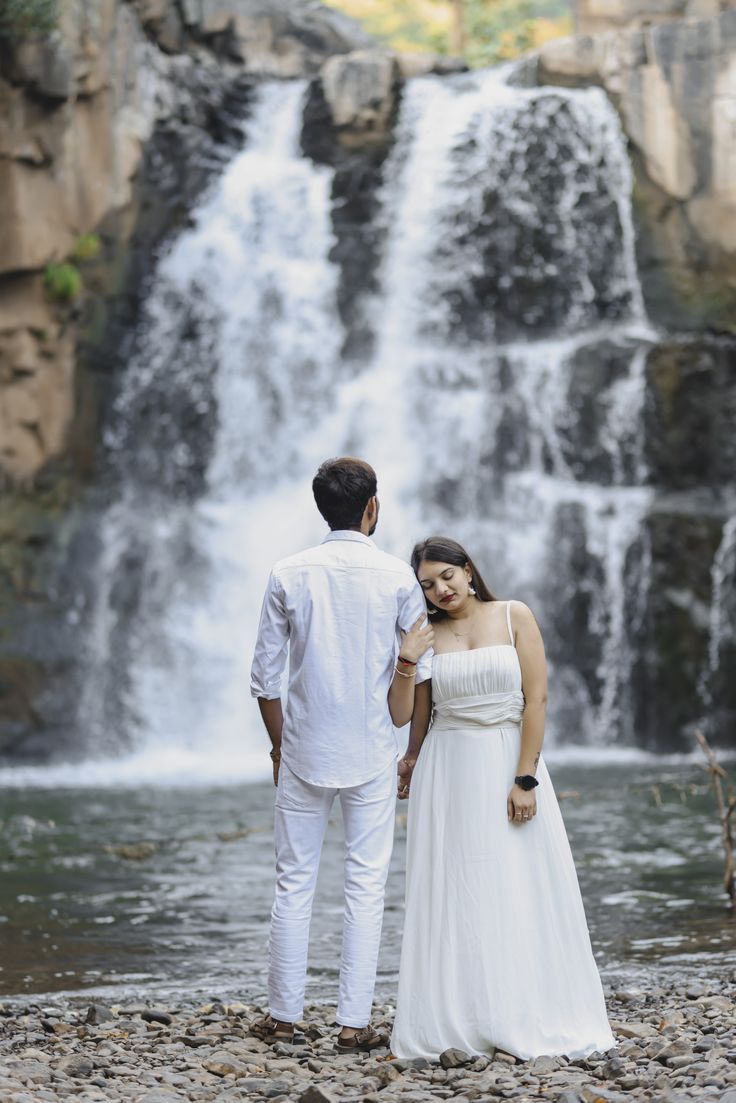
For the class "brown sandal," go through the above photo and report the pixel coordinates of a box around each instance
[249,1014,294,1043]
[336,1025,388,1052]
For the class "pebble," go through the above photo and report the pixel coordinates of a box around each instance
[1,983,735,1103]
[140,1010,173,1027]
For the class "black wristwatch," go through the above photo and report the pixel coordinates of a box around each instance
[514,774,539,791]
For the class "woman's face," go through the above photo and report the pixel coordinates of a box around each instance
[417,559,473,611]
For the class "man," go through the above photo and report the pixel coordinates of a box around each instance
[249,457,432,1051]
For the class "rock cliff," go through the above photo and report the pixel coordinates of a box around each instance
[576,0,733,35]
[0,0,369,483]
[538,7,736,331]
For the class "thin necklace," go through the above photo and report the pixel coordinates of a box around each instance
[449,621,470,640]
[449,603,478,640]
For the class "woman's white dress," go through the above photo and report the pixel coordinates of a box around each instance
[391,604,615,1060]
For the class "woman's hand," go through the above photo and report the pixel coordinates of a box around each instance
[507,784,536,824]
[397,755,416,799]
[399,615,434,664]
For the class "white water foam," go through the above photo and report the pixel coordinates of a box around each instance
[7,72,667,787]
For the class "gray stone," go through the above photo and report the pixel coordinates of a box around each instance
[655,1041,694,1065]
[85,1005,115,1026]
[134,1092,180,1103]
[392,1057,431,1071]
[141,1009,173,1026]
[203,1054,250,1077]
[321,49,398,139]
[529,1055,558,1075]
[55,1054,94,1077]
[601,1057,627,1079]
[175,1034,211,1047]
[440,1048,473,1069]
[8,1059,54,1084]
[375,1062,403,1085]
[495,1050,518,1065]
[299,1086,339,1103]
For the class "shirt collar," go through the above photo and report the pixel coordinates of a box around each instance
[322,529,375,547]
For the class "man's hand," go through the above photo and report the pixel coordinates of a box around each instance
[397,755,416,799]
[271,750,281,787]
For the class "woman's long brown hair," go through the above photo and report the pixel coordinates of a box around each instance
[411,536,496,619]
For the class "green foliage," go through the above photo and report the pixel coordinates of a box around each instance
[71,233,101,264]
[463,0,572,66]
[325,0,572,63]
[0,0,57,40]
[43,263,82,304]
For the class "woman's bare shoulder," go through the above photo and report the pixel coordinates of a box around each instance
[506,600,540,628]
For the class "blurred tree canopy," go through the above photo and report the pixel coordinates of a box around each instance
[325,0,573,63]
[0,0,57,39]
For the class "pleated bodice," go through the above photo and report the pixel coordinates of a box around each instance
[431,645,524,731]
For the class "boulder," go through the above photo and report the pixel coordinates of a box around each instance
[321,49,399,142]
[193,0,370,74]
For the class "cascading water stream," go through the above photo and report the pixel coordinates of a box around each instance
[5,67,713,789]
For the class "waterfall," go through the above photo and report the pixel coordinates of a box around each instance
[5,68,694,787]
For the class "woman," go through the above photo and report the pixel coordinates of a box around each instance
[391,537,615,1061]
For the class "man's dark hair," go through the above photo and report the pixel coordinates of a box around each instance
[312,457,377,531]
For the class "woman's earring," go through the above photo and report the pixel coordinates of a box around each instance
[468,583,476,595]
[427,607,438,616]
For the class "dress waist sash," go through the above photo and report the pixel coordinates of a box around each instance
[431,690,524,732]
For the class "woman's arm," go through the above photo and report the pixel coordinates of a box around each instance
[388,615,434,728]
[398,679,432,799]
[508,601,548,823]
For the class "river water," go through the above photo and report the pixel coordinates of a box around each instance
[1,756,734,1003]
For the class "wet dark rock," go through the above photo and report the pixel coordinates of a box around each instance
[644,337,736,492]
[631,508,725,749]
[543,500,606,711]
[555,336,649,486]
[141,1009,174,1026]
[427,94,635,347]
[301,76,398,363]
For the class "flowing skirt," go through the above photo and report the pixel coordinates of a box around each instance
[391,723,615,1060]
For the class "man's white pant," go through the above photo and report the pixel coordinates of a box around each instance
[268,759,396,1027]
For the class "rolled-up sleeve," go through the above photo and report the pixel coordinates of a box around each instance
[250,571,290,699]
[398,578,434,685]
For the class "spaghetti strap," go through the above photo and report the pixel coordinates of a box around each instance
[506,600,515,646]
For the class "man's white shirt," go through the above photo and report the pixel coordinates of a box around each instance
[250,530,432,788]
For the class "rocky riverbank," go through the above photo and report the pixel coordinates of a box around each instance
[1,979,735,1102]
